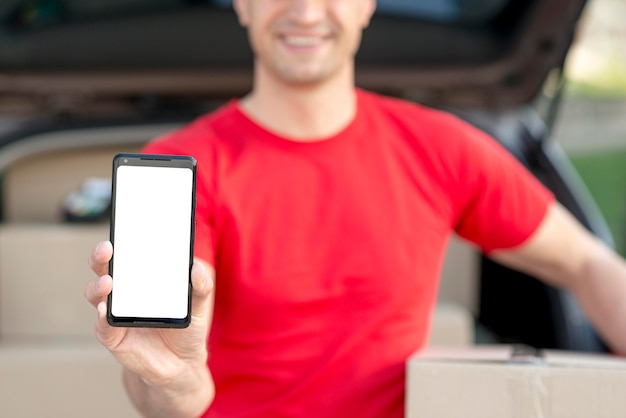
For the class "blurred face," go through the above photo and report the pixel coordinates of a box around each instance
[234,0,376,86]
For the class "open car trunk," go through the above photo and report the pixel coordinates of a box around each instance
[0,0,585,108]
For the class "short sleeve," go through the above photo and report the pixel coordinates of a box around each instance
[450,123,555,253]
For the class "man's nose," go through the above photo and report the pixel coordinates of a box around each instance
[287,0,326,25]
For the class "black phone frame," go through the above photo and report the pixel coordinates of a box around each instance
[107,153,197,328]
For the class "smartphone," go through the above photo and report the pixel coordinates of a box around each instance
[107,153,196,328]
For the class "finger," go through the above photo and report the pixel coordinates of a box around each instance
[88,241,113,276]
[190,260,215,323]
[94,301,126,350]
[84,274,113,308]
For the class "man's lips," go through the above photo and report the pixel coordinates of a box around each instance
[284,35,324,47]
[280,34,330,49]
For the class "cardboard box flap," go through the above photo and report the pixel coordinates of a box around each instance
[410,344,626,370]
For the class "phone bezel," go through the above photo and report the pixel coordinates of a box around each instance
[107,153,197,328]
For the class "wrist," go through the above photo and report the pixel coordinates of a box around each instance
[124,363,214,418]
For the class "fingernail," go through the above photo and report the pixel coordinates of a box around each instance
[194,263,206,283]
[95,241,103,257]
[97,301,107,318]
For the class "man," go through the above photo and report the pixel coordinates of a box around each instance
[85,0,626,417]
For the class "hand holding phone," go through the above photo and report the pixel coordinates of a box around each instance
[108,153,197,327]
[84,240,216,416]
[83,153,214,415]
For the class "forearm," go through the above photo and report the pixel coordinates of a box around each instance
[570,239,626,355]
[491,203,626,354]
[123,365,214,418]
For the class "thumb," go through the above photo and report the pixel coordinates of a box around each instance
[95,301,127,350]
[190,259,215,325]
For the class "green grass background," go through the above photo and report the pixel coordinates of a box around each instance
[570,149,626,256]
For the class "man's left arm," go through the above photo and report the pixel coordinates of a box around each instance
[490,201,626,354]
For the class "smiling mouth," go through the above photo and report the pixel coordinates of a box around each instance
[283,35,326,48]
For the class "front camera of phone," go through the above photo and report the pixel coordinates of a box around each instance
[123,159,128,164]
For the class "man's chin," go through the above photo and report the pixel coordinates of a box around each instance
[278,69,336,87]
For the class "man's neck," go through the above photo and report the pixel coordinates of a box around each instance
[239,67,358,141]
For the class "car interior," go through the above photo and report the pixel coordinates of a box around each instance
[0,0,608,416]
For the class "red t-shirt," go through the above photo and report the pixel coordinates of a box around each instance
[143,89,553,417]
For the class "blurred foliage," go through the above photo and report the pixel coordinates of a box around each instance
[566,72,626,98]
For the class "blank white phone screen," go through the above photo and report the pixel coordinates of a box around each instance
[111,165,193,319]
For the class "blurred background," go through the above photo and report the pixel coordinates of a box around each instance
[557,0,626,256]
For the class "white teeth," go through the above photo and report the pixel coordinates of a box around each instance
[285,36,322,47]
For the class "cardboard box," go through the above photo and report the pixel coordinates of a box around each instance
[0,224,108,338]
[0,343,140,418]
[407,345,626,418]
